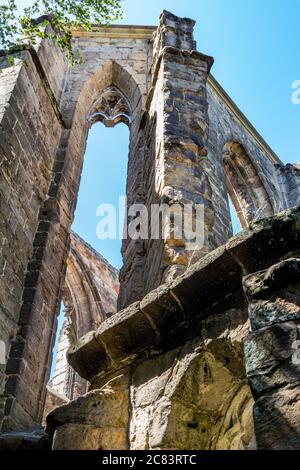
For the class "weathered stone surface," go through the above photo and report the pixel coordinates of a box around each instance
[47,376,130,450]
[68,207,300,383]
[43,386,68,426]
[253,385,300,450]
[244,258,300,302]
[46,373,129,432]
[0,7,299,450]
[244,322,300,397]
[44,231,119,418]
[52,423,127,450]
[95,302,158,364]
[64,232,120,336]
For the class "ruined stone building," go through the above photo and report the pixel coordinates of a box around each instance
[0,10,299,450]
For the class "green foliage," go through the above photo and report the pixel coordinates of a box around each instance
[0,0,123,65]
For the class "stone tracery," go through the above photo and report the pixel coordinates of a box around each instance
[87,86,132,127]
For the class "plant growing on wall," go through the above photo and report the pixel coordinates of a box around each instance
[0,0,123,64]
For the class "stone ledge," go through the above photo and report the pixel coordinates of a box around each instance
[67,206,300,381]
[0,428,51,450]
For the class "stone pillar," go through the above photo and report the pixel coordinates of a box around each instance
[143,11,215,293]
[243,258,300,449]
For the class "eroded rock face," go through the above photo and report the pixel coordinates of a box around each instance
[253,386,300,450]
[43,232,120,420]
[243,257,300,449]
[130,335,254,450]
[47,375,130,450]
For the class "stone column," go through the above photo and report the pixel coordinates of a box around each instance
[144,11,215,291]
[243,258,300,449]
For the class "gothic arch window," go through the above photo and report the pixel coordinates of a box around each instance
[46,62,137,409]
[223,142,273,228]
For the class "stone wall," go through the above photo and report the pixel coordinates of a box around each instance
[0,46,65,430]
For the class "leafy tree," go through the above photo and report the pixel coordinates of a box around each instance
[0,0,123,64]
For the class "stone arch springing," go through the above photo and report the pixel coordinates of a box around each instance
[223,142,273,228]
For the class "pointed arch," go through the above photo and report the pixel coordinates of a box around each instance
[47,233,119,404]
[70,60,142,135]
[63,232,119,339]
[223,142,273,227]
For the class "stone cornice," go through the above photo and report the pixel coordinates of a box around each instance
[71,25,157,40]
[208,75,281,164]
